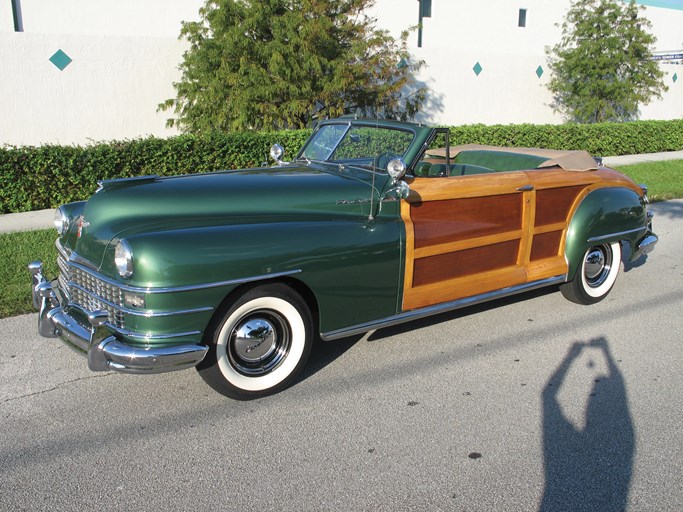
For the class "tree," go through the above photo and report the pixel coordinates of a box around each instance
[546,0,667,123]
[159,0,425,133]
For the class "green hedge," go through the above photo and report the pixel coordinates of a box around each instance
[447,120,683,155]
[0,130,310,214]
[2,120,682,214]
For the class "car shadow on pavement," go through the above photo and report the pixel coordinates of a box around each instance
[622,251,648,273]
[540,336,634,512]
[297,333,364,384]
[365,285,558,342]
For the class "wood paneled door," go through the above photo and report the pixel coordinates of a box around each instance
[400,170,586,311]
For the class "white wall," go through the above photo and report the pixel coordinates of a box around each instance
[0,0,204,146]
[0,32,189,145]
[369,0,683,126]
[0,0,681,147]
[0,1,15,32]
[5,0,204,37]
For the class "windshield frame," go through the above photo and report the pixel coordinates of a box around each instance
[296,121,419,172]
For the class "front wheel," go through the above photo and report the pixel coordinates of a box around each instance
[197,284,313,400]
[561,242,621,305]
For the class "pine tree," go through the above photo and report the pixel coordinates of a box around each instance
[159,0,425,133]
[546,0,667,123]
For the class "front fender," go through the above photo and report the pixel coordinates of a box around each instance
[110,216,402,333]
[565,187,647,280]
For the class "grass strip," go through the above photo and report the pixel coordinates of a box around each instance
[0,229,58,318]
[614,159,683,202]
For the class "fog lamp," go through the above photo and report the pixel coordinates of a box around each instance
[123,292,145,309]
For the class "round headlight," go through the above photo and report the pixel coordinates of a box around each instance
[386,158,407,182]
[115,239,134,279]
[54,207,69,235]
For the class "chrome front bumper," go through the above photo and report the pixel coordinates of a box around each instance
[29,261,208,374]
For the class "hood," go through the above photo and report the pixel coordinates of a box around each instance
[70,163,388,270]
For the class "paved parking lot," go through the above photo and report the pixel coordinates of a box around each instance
[1,200,681,511]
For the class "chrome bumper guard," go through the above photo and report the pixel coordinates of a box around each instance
[634,211,658,260]
[635,233,658,258]
[29,261,208,374]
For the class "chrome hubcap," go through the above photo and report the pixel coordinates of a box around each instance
[584,245,612,288]
[229,311,290,376]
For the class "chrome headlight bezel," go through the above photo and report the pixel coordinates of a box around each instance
[114,239,134,279]
[54,206,69,235]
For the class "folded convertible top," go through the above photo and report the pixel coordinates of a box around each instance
[427,144,600,171]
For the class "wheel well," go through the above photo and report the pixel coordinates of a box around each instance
[208,277,320,338]
[567,239,625,281]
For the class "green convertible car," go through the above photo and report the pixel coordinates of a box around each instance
[30,118,658,399]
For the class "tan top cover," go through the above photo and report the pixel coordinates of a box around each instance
[427,144,600,171]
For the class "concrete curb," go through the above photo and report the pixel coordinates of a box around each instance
[602,150,683,167]
[0,208,55,234]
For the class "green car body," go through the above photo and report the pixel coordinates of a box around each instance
[30,118,657,399]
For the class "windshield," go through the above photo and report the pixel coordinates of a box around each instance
[300,123,415,169]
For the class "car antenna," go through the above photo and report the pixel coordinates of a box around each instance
[369,116,380,221]
[369,165,376,221]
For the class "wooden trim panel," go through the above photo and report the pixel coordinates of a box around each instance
[400,166,642,313]
[414,230,523,259]
[402,174,533,310]
[404,266,528,311]
[413,240,520,287]
[411,193,522,248]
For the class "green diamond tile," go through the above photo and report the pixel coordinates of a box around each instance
[49,49,72,71]
[674,73,678,83]
[536,65,544,78]
[473,62,483,76]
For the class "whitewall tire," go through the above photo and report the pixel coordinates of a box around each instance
[561,242,621,305]
[197,284,313,400]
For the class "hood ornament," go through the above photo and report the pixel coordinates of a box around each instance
[76,216,90,238]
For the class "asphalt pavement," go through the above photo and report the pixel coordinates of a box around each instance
[1,199,681,511]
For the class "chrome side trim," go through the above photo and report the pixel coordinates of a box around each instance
[61,254,302,295]
[67,282,214,317]
[108,324,203,341]
[321,275,566,341]
[587,226,646,244]
[58,302,204,342]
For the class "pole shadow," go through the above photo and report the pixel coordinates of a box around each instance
[540,336,634,512]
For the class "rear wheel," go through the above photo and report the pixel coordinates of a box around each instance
[561,242,621,305]
[197,284,313,400]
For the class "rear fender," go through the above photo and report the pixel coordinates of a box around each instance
[565,187,647,281]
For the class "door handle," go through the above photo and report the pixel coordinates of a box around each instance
[517,185,534,192]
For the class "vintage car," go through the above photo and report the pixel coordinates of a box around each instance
[30,118,658,399]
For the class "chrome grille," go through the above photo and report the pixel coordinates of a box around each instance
[57,254,125,328]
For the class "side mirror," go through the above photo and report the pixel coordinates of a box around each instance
[270,143,286,165]
[381,180,411,203]
[393,180,411,199]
